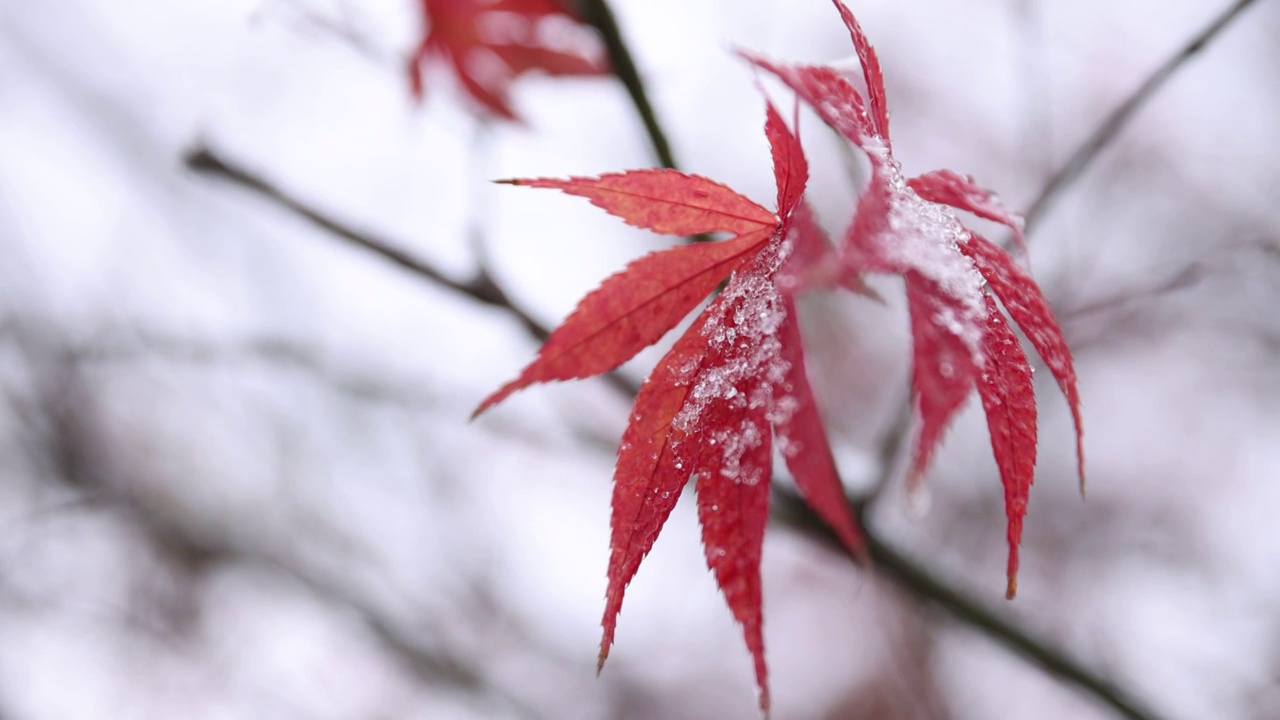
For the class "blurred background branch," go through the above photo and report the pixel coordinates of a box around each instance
[1022,0,1262,232]
[1,0,1275,717]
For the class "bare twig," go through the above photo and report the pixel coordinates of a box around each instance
[184,145,641,398]
[577,0,679,169]
[772,487,1164,720]
[184,147,521,322]
[1023,0,1262,233]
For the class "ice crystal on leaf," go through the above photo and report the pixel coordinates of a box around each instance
[476,99,862,713]
[475,0,1083,712]
[745,0,1084,600]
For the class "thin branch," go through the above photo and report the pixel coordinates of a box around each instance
[577,0,679,169]
[183,144,640,398]
[184,148,508,315]
[1023,0,1261,233]
[772,487,1164,720]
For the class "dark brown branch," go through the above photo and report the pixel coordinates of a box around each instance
[183,144,640,398]
[184,148,509,316]
[577,0,679,169]
[1023,0,1261,233]
[773,487,1164,720]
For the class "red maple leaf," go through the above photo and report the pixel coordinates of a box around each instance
[475,100,864,713]
[475,0,1085,710]
[745,0,1085,599]
[408,0,607,120]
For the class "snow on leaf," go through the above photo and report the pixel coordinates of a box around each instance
[473,232,769,416]
[601,239,794,710]
[409,0,606,120]
[481,98,873,711]
[500,171,777,238]
[908,169,1027,253]
[752,0,1083,597]
[678,242,789,714]
[852,161,987,320]
[960,233,1086,492]
[975,293,1037,599]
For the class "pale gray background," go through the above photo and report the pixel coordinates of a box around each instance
[0,0,1277,718]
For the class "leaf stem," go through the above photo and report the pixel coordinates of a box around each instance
[1022,0,1261,233]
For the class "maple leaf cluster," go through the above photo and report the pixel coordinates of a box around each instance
[474,0,1084,712]
[408,0,607,120]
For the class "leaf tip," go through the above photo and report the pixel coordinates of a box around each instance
[1006,573,1018,600]
[493,178,522,185]
[471,378,523,420]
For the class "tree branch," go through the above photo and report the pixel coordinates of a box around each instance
[1022,0,1261,233]
[183,145,640,398]
[772,487,1164,720]
[577,0,679,169]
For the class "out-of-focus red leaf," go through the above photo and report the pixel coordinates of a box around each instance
[908,169,1027,252]
[500,172,777,238]
[777,200,881,300]
[830,0,890,143]
[904,272,979,487]
[960,233,1085,491]
[409,0,606,119]
[779,200,829,287]
[773,296,864,555]
[474,233,768,415]
[975,293,1037,599]
[740,54,876,146]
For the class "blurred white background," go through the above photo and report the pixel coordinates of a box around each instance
[0,0,1278,718]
